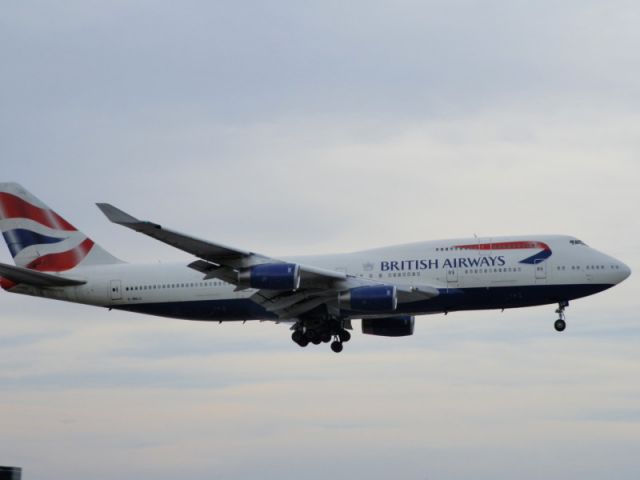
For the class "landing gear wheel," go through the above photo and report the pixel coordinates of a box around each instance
[330,341,343,353]
[554,301,568,332]
[292,331,309,347]
[554,319,566,332]
[338,329,351,343]
[306,330,320,345]
[321,332,332,343]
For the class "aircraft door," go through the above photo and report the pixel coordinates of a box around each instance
[534,260,547,283]
[446,268,458,287]
[110,280,122,301]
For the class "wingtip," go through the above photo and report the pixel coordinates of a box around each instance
[96,203,140,224]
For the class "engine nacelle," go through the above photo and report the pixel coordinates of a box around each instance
[340,285,397,312]
[238,263,301,290]
[362,315,415,337]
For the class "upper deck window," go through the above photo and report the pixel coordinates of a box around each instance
[570,239,588,246]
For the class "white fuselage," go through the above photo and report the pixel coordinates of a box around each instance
[5,235,630,322]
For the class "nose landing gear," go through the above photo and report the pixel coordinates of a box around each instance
[554,301,569,332]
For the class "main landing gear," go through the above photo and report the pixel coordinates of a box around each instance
[291,320,351,353]
[554,301,569,332]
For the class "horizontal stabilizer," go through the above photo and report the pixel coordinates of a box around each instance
[0,262,86,287]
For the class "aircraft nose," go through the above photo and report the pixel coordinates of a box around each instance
[619,262,632,283]
[601,253,631,285]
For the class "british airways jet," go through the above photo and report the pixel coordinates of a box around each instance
[0,183,631,353]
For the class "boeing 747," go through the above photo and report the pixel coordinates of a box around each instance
[0,183,630,352]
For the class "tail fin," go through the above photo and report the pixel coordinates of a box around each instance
[0,183,122,271]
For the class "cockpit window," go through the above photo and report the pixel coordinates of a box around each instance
[570,239,588,246]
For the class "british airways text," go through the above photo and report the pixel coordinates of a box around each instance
[380,256,507,271]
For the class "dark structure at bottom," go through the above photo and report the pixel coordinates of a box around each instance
[0,467,21,480]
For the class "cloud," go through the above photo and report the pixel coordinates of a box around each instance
[1,1,640,479]
[2,317,640,479]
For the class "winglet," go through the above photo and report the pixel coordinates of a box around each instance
[96,203,141,225]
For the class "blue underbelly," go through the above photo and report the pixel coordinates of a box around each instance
[112,283,614,321]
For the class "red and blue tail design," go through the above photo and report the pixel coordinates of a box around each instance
[0,183,121,272]
[454,240,553,264]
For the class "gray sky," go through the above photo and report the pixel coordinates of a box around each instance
[1,1,639,479]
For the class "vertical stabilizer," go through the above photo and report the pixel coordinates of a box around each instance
[0,183,122,271]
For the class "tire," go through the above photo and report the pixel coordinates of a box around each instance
[338,329,351,343]
[554,319,566,332]
[291,330,303,344]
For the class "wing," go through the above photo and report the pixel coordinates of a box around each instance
[96,203,347,289]
[96,203,439,319]
[96,203,264,269]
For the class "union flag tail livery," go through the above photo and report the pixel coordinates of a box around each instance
[0,183,121,271]
[0,182,631,353]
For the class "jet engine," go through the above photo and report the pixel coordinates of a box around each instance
[362,315,415,336]
[237,263,301,290]
[340,285,397,312]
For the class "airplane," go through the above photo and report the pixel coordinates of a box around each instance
[0,183,631,353]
